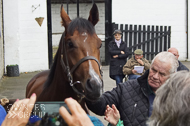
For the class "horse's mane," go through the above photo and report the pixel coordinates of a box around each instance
[67,18,95,35]
[43,34,63,89]
[44,17,95,88]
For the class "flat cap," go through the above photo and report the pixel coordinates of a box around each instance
[113,29,122,35]
[134,49,143,55]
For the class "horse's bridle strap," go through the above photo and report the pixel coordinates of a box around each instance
[70,56,101,74]
[60,32,103,98]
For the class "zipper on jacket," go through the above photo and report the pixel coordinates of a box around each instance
[131,103,137,122]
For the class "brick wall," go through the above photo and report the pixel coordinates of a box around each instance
[51,3,105,63]
[112,0,188,61]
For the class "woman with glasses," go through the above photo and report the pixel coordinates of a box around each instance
[108,29,129,86]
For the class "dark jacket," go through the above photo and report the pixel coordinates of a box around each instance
[109,40,129,79]
[86,70,150,126]
[177,61,189,71]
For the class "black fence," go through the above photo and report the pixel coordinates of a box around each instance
[112,23,171,60]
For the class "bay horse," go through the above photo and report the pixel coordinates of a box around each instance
[26,4,103,113]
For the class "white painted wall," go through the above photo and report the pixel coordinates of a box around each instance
[112,0,188,61]
[3,0,48,73]
[188,0,190,60]
[51,3,105,62]
[0,0,3,78]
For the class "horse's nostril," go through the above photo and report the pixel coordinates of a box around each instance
[85,78,103,100]
[86,79,93,91]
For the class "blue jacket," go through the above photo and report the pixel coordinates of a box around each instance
[0,105,7,125]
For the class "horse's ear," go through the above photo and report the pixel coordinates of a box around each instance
[88,3,99,26]
[60,5,71,28]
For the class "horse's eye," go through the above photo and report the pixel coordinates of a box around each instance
[67,41,74,48]
[99,43,102,49]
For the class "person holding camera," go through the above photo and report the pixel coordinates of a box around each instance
[1,93,37,126]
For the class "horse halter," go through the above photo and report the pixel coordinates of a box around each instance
[60,33,103,99]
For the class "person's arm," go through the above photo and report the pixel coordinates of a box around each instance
[118,44,129,59]
[108,42,122,56]
[123,59,133,75]
[143,59,151,70]
[0,105,7,126]
[59,98,94,126]
[1,93,36,126]
[86,84,123,116]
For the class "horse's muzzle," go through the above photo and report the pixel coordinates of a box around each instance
[85,77,103,101]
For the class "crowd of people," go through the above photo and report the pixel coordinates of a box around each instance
[0,29,190,126]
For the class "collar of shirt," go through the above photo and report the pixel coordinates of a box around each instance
[115,39,121,48]
[147,81,155,95]
[147,79,155,117]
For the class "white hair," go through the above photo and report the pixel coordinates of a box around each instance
[147,71,190,126]
[151,51,179,73]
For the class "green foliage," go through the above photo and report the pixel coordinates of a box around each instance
[6,64,18,67]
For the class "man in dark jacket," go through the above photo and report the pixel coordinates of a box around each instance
[86,52,179,126]
[109,30,129,86]
[168,47,189,71]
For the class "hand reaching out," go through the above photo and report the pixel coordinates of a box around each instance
[2,93,36,126]
[104,104,120,126]
[59,98,94,126]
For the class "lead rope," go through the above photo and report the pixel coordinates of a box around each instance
[60,33,73,85]
[60,34,85,101]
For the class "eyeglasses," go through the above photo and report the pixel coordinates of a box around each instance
[114,34,121,37]
[135,54,142,57]
[173,54,179,57]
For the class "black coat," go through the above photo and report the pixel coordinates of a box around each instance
[177,61,189,71]
[86,70,150,126]
[108,40,129,79]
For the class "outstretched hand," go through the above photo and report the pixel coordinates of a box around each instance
[104,104,120,126]
[59,98,94,126]
[2,93,37,126]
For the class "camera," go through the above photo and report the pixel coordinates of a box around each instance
[28,101,70,126]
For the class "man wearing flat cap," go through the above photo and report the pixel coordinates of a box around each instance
[123,49,150,80]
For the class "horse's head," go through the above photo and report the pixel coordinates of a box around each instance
[60,4,103,101]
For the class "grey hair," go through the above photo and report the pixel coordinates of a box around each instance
[151,51,179,73]
[147,71,190,126]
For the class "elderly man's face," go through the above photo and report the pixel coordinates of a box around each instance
[168,48,179,59]
[134,54,143,60]
[148,58,171,92]
[114,33,122,41]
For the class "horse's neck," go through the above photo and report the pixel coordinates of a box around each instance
[49,64,75,99]
[38,45,87,110]
[51,64,87,104]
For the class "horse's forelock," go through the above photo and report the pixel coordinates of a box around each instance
[67,18,95,36]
